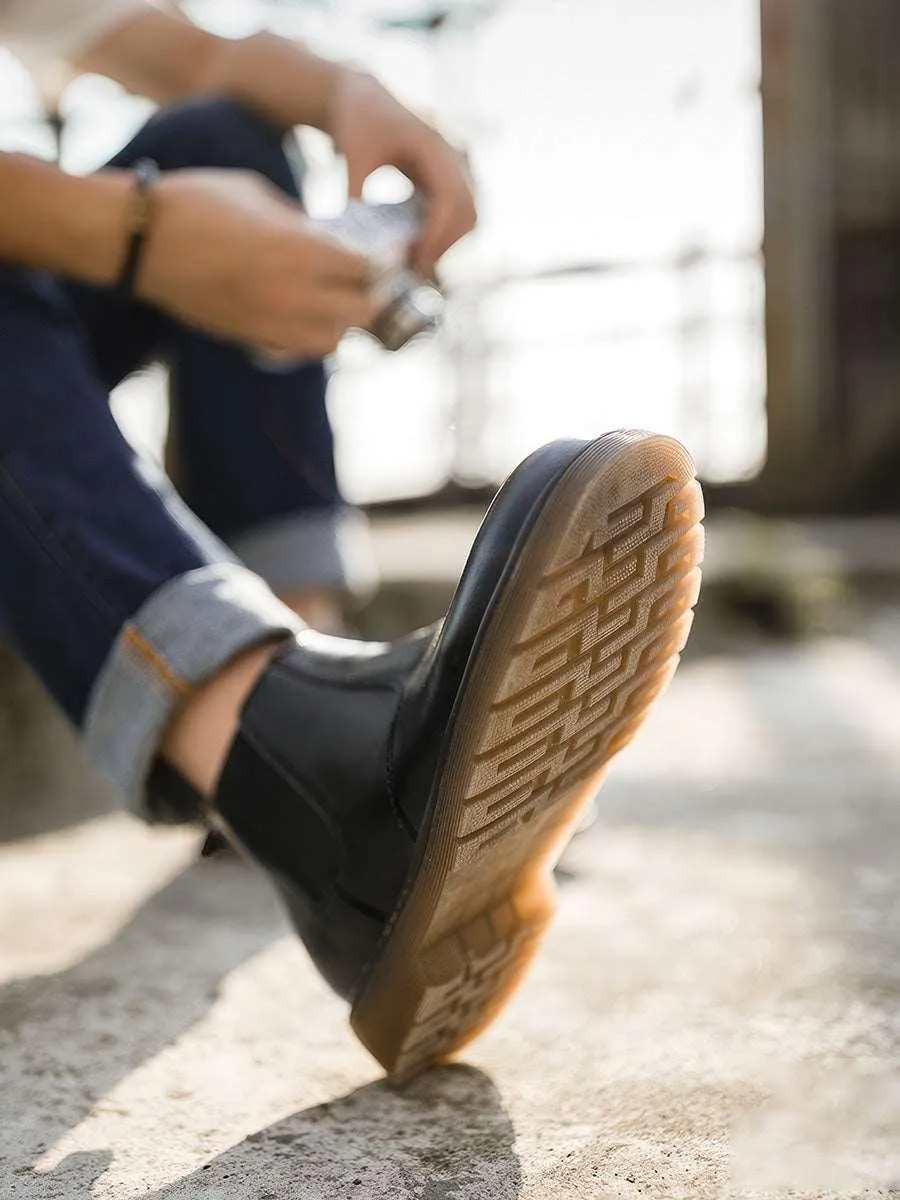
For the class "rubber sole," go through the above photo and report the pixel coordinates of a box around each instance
[350,431,704,1083]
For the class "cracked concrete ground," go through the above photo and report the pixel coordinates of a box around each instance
[1,600,899,1198]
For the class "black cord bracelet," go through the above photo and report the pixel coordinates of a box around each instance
[114,157,159,300]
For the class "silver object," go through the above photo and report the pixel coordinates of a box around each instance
[311,197,444,351]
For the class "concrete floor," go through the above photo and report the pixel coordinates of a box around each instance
[2,603,900,1199]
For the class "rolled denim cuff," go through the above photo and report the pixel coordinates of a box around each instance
[229,506,378,598]
[83,564,301,813]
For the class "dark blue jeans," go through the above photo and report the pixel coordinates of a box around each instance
[0,99,359,806]
[81,98,342,543]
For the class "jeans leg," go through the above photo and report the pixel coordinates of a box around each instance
[0,265,297,806]
[96,98,374,596]
[65,99,300,391]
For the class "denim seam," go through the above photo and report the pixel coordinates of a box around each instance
[0,462,121,632]
[84,564,299,810]
[122,626,192,697]
[124,566,294,674]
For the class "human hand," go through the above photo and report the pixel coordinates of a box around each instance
[137,168,377,357]
[325,69,477,275]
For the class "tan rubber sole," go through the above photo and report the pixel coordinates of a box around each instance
[351,432,704,1083]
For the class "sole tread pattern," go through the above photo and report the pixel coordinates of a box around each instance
[352,437,704,1082]
[391,898,541,1079]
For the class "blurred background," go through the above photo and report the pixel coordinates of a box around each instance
[1,0,895,590]
[3,0,896,514]
[1,0,768,502]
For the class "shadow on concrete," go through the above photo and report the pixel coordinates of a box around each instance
[134,1067,522,1200]
[15,1068,521,1200]
[3,859,522,1200]
[2,856,282,1186]
[10,1150,116,1197]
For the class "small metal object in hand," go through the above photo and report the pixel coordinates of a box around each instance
[311,196,445,352]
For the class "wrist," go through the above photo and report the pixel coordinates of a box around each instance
[58,169,136,287]
[0,157,135,286]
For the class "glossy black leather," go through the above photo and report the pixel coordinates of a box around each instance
[214,438,590,1003]
[389,439,585,833]
[215,631,430,1000]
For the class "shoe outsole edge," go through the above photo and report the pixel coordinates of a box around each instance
[350,431,705,1082]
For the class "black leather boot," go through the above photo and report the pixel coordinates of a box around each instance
[212,431,704,1081]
